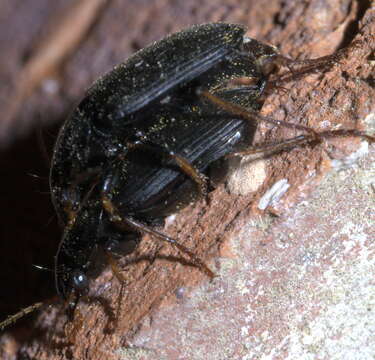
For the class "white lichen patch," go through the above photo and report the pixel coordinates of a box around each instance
[258,178,290,210]
[117,346,158,359]
[284,250,375,360]
[164,214,176,227]
[226,157,267,195]
[124,135,375,360]
[331,141,369,171]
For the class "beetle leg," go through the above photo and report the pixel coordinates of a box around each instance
[101,179,215,279]
[227,129,374,158]
[198,89,321,139]
[125,141,209,201]
[0,302,44,331]
[103,250,127,329]
[267,42,359,88]
[61,167,101,228]
[227,135,317,158]
[228,45,349,98]
[199,90,374,151]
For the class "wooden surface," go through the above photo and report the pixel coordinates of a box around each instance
[0,0,374,359]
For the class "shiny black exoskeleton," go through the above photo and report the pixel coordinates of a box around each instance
[50,22,369,302]
[51,23,279,300]
[1,23,372,331]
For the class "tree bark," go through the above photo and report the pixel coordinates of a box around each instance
[0,1,374,359]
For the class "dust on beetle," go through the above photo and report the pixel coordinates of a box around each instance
[1,23,373,333]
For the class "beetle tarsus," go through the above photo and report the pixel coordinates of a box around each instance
[101,192,215,279]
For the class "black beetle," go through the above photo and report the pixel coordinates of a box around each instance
[51,21,373,302]
[51,22,274,301]
[1,23,373,330]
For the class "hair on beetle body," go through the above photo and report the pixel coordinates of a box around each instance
[1,23,373,334]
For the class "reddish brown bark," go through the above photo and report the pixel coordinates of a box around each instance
[0,1,374,359]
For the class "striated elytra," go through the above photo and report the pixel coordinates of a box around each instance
[50,21,375,306]
[50,23,276,301]
[1,23,372,332]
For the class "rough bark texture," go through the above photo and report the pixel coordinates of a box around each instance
[0,1,374,359]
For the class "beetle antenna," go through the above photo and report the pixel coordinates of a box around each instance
[33,264,55,272]
[0,302,44,331]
